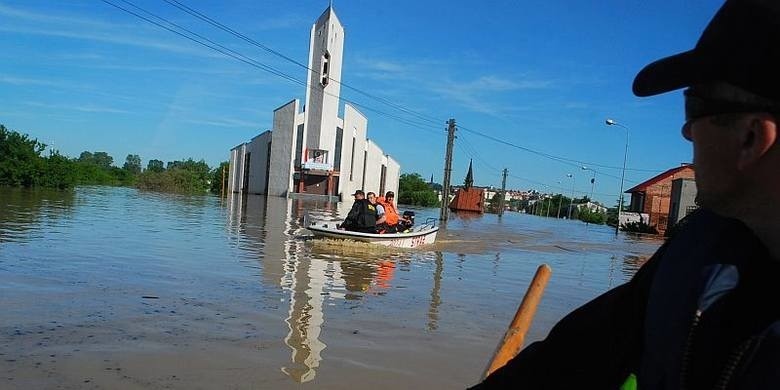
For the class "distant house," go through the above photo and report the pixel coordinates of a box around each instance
[449,160,484,213]
[579,201,608,214]
[624,164,695,234]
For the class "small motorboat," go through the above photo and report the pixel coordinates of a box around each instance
[307,216,439,249]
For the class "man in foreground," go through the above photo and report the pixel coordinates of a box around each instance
[474,0,780,388]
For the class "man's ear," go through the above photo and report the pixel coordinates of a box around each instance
[738,113,777,170]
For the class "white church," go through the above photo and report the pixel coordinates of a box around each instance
[228,5,400,201]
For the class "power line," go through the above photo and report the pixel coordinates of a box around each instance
[456,130,640,197]
[104,0,673,184]
[459,124,661,174]
[159,0,667,175]
[161,0,445,128]
[101,0,444,133]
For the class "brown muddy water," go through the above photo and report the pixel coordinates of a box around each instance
[0,187,661,389]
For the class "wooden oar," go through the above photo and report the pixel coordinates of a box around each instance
[481,264,552,380]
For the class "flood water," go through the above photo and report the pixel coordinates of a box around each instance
[0,186,662,389]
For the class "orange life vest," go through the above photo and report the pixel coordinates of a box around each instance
[377,197,399,226]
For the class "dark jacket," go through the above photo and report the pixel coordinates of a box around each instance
[473,209,780,389]
[343,199,377,230]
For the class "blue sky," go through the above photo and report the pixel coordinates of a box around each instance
[0,0,722,204]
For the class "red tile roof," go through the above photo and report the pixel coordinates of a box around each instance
[625,164,694,193]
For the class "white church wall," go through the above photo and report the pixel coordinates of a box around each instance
[228,143,246,193]
[339,104,367,199]
[268,99,300,196]
[385,155,401,201]
[246,131,271,194]
[362,139,384,195]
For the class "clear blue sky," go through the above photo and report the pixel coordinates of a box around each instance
[0,0,722,204]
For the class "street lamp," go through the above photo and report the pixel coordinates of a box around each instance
[581,166,596,203]
[606,118,630,235]
[556,180,563,218]
[566,173,575,219]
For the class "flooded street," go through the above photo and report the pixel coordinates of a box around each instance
[1,187,661,389]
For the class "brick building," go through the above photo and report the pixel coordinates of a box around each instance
[625,164,695,234]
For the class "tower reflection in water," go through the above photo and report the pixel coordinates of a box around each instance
[227,193,444,383]
[228,193,328,383]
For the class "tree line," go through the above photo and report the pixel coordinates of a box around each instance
[0,124,229,194]
[398,173,441,207]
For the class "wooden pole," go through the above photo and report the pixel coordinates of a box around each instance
[221,165,226,198]
[481,264,552,380]
[439,119,456,221]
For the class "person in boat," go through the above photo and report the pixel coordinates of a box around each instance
[474,1,780,388]
[398,211,415,232]
[366,192,387,233]
[339,190,379,233]
[377,191,400,233]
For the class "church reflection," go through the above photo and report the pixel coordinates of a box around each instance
[227,193,446,383]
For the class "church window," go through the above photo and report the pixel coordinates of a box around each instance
[321,51,330,87]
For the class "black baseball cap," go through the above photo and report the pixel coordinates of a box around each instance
[385,191,395,198]
[352,190,365,196]
[633,0,780,101]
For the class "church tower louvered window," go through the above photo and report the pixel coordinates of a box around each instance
[321,51,330,87]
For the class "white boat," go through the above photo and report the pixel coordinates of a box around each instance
[307,218,439,249]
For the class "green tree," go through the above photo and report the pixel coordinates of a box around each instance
[210,161,230,194]
[398,172,440,207]
[606,199,628,227]
[123,154,142,174]
[77,151,113,169]
[136,158,211,194]
[78,151,93,163]
[147,159,164,173]
[0,124,47,187]
[40,151,79,189]
[74,150,120,185]
[578,207,606,224]
[92,152,113,169]
[488,192,504,213]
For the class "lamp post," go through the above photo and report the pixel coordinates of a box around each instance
[556,181,563,218]
[606,118,629,235]
[566,174,576,219]
[581,166,596,203]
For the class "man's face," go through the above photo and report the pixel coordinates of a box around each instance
[355,193,364,200]
[367,194,376,204]
[682,113,743,210]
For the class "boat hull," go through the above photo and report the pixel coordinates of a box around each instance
[307,224,438,249]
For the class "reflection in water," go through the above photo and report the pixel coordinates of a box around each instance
[0,187,664,389]
[228,194,336,383]
[341,259,380,300]
[427,252,444,331]
[222,193,659,386]
[621,254,649,279]
[0,187,74,243]
[226,193,446,383]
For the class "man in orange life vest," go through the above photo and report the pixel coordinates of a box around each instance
[376,191,400,233]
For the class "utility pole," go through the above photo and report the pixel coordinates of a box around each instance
[221,165,226,198]
[440,119,456,221]
[498,168,507,216]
